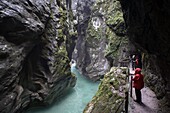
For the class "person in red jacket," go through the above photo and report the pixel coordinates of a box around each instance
[132,68,144,103]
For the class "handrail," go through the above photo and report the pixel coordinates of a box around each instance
[130,74,133,97]
[126,62,135,113]
[118,61,131,113]
[125,66,130,113]
[119,60,129,67]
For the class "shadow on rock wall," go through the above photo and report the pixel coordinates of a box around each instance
[0,0,76,113]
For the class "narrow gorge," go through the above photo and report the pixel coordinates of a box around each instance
[0,0,170,113]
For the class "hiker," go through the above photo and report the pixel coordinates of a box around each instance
[132,68,144,103]
[132,55,136,70]
[135,56,139,68]
[135,54,142,69]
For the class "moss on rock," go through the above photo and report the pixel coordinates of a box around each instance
[84,67,128,113]
[91,0,129,67]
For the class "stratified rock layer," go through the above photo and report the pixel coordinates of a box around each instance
[0,0,76,113]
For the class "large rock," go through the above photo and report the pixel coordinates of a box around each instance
[83,67,128,113]
[120,0,170,111]
[0,0,76,113]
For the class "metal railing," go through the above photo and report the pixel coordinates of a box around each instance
[118,60,130,67]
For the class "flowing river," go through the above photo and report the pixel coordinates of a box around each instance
[25,66,99,113]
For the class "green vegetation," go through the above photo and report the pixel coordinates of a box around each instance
[54,0,77,78]
[84,67,128,113]
[85,19,102,48]
[86,0,128,61]
[83,0,129,112]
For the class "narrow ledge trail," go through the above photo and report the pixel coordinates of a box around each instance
[129,87,162,113]
[129,67,162,113]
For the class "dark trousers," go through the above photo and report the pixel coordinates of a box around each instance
[135,89,141,102]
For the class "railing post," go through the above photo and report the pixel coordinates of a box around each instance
[125,91,128,113]
[130,75,132,97]
[124,66,130,113]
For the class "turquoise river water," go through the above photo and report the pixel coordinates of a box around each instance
[25,66,99,113]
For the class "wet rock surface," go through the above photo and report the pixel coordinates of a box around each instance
[0,0,76,113]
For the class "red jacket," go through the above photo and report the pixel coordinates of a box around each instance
[133,68,144,90]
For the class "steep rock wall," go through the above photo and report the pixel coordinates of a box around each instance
[0,0,76,113]
[72,0,129,81]
[120,0,170,111]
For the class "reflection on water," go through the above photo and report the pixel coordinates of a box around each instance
[25,66,99,113]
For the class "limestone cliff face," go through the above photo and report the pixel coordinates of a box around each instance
[0,0,76,113]
[120,0,170,111]
[72,0,128,81]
